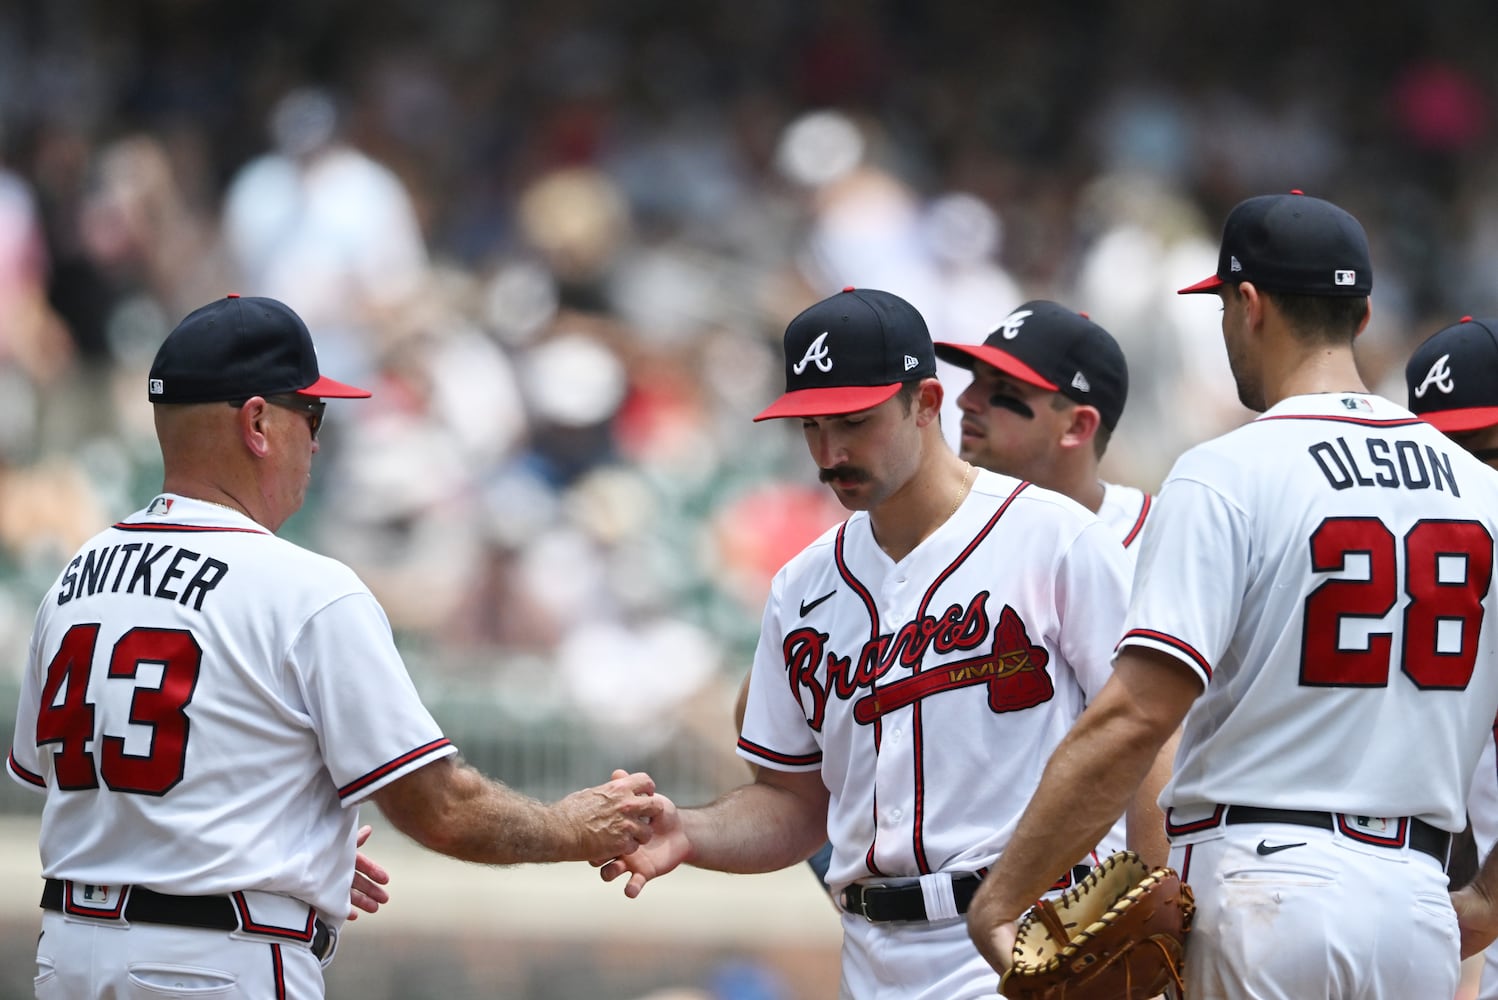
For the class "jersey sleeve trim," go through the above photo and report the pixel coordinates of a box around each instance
[1121,493,1153,548]
[1118,628,1213,684]
[337,738,456,801]
[6,749,46,791]
[736,736,822,769]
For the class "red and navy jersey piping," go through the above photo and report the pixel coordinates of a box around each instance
[1120,628,1214,680]
[1255,414,1421,429]
[6,749,45,788]
[736,737,821,767]
[338,738,454,800]
[113,522,268,535]
[1121,494,1152,548]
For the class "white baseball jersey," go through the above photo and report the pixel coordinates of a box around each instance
[737,468,1131,894]
[1096,481,1152,570]
[6,494,456,927]
[1122,393,1498,830]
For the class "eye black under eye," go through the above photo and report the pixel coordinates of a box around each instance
[988,393,1035,419]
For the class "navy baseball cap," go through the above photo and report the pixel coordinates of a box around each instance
[148,294,371,403]
[1178,191,1372,297]
[1407,316,1498,433]
[934,301,1128,430]
[754,287,936,421]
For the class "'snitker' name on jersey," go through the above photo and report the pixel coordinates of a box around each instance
[57,541,229,610]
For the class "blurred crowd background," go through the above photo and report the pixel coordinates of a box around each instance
[3,1,1498,995]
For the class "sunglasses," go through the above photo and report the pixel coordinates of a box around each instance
[228,394,326,439]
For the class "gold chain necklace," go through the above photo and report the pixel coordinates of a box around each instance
[195,496,245,516]
[949,462,974,520]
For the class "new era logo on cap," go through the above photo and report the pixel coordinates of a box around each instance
[934,300,1129,430]
[754,287,937,421]
[1179,191,1372,298]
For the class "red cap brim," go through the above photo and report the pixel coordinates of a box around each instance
[1415,407,1498,434]
[1177,274,1226,295]
[753,383,902,421]
[299,374,372,399]
[933,342,1059,391]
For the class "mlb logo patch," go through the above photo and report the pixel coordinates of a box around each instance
[149,378,164,395]
[1340,397,1373,413]
[147,497,174,516]
[1334,270,1356,286]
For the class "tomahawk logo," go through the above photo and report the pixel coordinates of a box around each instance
[997,309,1034,340]
[793,331,834,375]
[1414,354,1454,398]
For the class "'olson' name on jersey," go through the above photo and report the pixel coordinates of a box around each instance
[1309,435,1461,495]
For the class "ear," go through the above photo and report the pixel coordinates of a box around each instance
[1059,404,1101,452]
[232,398,274,458]
[1237,281,1266,330]
[915,377,945,427]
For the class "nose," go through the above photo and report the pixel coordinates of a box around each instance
[805,427,845,471]
[956,382,982,415]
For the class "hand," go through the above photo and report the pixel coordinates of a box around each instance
[553,769,664,862]
[966,882,1020,974]
[347,825,391,921]
[594,790,689,898]
[1453,882,1498,959]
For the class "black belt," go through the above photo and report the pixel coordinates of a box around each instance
[841,864,1090,923]
[41,880,334,960]
[1224,806,1450,867]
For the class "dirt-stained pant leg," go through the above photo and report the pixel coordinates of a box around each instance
[1172,828,1459,1000]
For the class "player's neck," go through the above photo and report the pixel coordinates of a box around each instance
[1263,341,1367,408]
[869,454,973,562]
[160,475,268,530]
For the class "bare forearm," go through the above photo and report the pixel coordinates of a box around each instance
[680,779,827,874]
[382,760,575,863]
[374,758,659,865]
[1001,720,1159,911]
[1126,728,1179,870]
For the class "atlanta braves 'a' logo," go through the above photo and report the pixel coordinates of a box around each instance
[1414,354,1455,398]
[997,309,1034,340]
[792,332,834,375]
[782,598,1053,729]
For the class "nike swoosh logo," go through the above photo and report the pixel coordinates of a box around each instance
[799,590,837,617]
[1255,840,1307,856]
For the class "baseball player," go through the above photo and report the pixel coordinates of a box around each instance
[600,287,1135,999]
[967,192,1498,999]
[6,294,662,999]
[732,299,1168,897]
[936,300,1150,563]
[1406,315,1498,1000]
[933,301,1171,871]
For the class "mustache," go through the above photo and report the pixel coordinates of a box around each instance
[820,466,871,484]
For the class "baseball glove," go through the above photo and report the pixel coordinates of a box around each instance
[1001,850,1194,1000]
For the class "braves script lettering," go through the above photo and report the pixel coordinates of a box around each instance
[782,595,1054,729]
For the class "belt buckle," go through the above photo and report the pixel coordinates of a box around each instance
[850,884,874,921]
